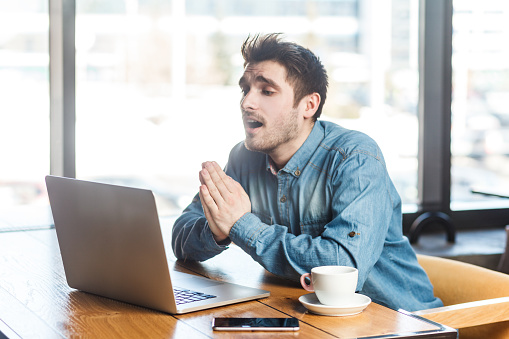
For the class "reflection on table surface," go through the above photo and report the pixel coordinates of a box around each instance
[0,227,456,338]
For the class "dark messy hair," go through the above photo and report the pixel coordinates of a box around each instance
[241,33,328,121]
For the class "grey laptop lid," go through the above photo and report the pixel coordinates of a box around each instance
[45,175,269,314]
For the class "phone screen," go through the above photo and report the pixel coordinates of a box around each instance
[212,317,299,331]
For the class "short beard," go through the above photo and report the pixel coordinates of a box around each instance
[243,108,300,154]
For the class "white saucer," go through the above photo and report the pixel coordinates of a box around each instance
[298,293,371,316]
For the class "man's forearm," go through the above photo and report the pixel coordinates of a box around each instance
[172,200,229,261]
[228,213,351,281]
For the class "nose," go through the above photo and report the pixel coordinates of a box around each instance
[241,90,257,111]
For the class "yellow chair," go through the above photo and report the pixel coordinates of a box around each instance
[413,254,509,338]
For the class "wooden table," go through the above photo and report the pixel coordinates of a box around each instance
[0,222,457,338]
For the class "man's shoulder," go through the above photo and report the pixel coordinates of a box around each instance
[318,120,381,159]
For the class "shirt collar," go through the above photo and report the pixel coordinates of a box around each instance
[264,121,325,178]
[266,157,278,176]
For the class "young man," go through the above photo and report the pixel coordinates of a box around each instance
[172,33,442,312]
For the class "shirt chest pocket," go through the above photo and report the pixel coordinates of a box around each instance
[299,217,329,238]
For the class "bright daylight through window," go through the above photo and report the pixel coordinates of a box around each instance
[0,2,52,229]
[1,0,508,230]
[73,0,420,217]
[450,0,509,210]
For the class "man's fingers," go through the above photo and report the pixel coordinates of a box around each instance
[197,160,251,239]
[199,170,205,186]
[199,187,228,241]
[200,168,225,207]
[199,184,218,213]
[202,162,231,198]
[211,161,237,192]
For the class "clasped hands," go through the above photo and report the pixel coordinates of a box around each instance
[199,161,251,242]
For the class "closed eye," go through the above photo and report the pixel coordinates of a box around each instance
[240,87,249,96]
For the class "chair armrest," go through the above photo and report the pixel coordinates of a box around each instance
[413,296,509,329]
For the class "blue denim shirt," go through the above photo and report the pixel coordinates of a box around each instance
[172,120,443,311]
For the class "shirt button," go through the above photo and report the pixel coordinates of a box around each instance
[294,169,301,176]
[280,195,287,203]
[348,231,356,238]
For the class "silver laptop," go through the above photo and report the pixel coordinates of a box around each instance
[45,175,269,314]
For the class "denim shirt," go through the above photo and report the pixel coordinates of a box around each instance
[172,121,443,311]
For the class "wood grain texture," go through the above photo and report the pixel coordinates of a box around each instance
[178,244,443,338]
[0,229,456,338]
[0,231,194,339]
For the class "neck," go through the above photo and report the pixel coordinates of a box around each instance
[269,121,314,171]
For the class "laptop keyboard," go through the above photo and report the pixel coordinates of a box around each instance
[173,287,217,305]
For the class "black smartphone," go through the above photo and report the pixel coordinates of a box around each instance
[212,317,300,331]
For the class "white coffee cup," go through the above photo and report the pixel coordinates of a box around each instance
[300,266,358,306]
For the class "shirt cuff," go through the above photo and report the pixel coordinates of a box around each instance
[204,222,231,249]
[229,212,269,249]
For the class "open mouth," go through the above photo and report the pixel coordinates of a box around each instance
[246,119,263,129]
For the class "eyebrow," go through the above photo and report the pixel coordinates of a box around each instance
[238,74,282,91]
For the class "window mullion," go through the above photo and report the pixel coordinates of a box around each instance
[409,0,454,243]
[49,0,76,178]
[418,0,453,212]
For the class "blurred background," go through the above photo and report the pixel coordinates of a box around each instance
[1,0,508,228]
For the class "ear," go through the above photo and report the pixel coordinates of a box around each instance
[303,93,321,119]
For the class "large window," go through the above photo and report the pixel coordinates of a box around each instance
[0,2,52,229]
[75,0,419,216]
[451,0,509,210]
[1,0,507,233]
